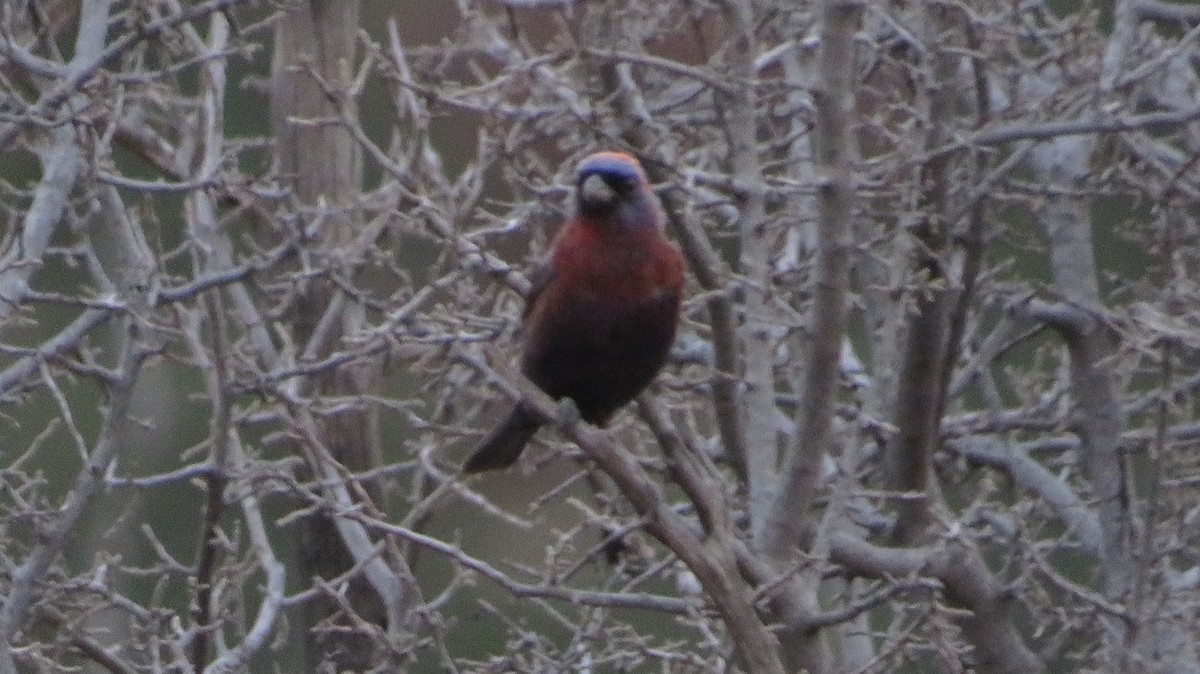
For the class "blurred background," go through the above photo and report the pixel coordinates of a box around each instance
[2,1,1200,673]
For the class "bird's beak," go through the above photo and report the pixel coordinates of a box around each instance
[580,174,616,204]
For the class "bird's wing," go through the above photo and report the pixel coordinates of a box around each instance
[522,260,555,320]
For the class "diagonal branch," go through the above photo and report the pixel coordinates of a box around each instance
[481,359,787,674]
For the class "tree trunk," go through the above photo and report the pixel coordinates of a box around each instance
[270,3,390,671]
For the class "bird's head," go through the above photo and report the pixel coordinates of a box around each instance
[575,152,661,228]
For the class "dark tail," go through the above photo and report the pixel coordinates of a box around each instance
[462,405,542,473]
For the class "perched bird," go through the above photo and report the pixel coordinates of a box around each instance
[463,152,685,473]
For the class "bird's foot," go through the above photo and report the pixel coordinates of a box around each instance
[554,398,582,431]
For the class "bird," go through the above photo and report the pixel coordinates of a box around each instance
[463,151,685,473]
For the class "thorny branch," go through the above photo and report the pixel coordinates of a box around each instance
[2,1,1200,673]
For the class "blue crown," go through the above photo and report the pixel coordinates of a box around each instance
[577,153,642,182]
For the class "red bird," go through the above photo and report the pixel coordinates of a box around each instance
[463,152,685,472]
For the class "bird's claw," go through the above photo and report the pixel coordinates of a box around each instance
[554,398,582,430]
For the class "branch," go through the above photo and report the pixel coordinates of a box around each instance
[0,0,254,150]
[0,6,122,669]
[202,439,287,674]
[0,125,82,322]
[282,397,419,637]
[0,332,150,674]
[947,437,1103,557]
[0,308,113,397]
[926,103,1200,159]
[1131,0,1200,25]
[599,50,750,484]
[478,355,787,674]
[355,510,695,615]
[762,0,860,560]
[830,532,1045,674]
[717,0,778,539]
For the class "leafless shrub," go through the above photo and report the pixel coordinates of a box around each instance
[2,0,1200,672]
